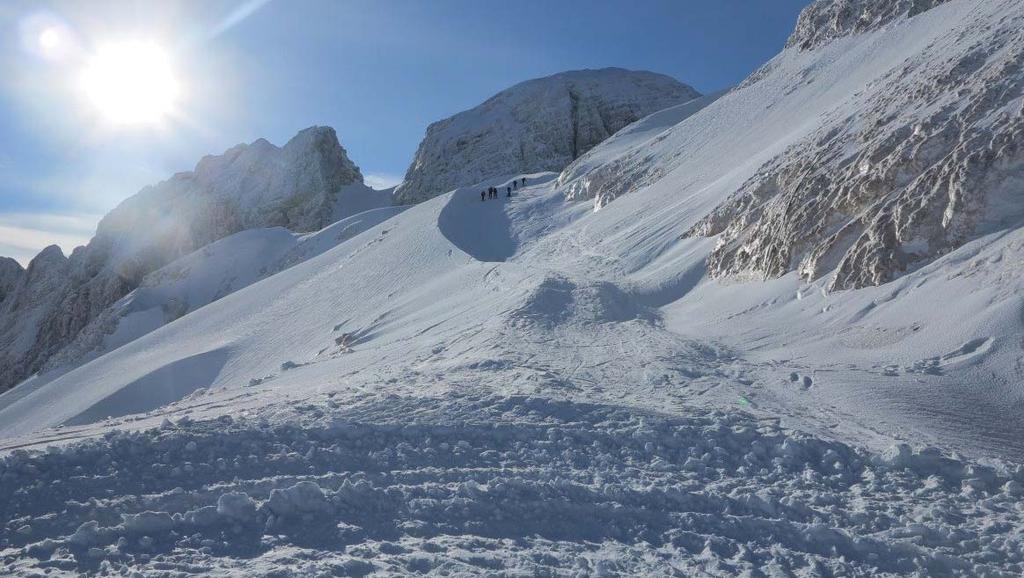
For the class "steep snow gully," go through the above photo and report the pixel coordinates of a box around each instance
[4,1,1024,576]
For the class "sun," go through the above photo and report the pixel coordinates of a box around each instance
[80,41,180,126]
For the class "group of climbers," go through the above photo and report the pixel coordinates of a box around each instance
[481,177,528,202]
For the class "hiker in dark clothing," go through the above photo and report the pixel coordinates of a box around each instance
[521,177,526,187]
[513,181,517,190]
[506,186,511,197]
[481,190,486,201]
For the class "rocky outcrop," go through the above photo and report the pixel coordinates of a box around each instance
[786,0,952,50]
[0,258,22,305]
[0,247,70,388]
[393,68,699,204]
[687,2,1024,290]
[0,126,366,391]
[96,126,363,273]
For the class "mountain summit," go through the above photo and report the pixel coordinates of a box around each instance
[393,68,700,204]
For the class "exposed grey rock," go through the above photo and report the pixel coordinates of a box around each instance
[786,0,951,51]
[393,68,699,204]
[0,257,23,306]
[0,247,70,389]
[687,3,1024,290]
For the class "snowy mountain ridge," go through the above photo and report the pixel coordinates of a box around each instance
[0,126,382,392]
[694,0,1024,289]
[0,257,22,305]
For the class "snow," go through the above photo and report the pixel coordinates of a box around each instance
[559,89,727,199]
[2,394,1023,576]
[2,0,1024,575]
[37,202,406,381]
[2,169,1023,573]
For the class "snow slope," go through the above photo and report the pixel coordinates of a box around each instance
[560,89,728,204]
[2,0,1024,575]
[38,202,405,378]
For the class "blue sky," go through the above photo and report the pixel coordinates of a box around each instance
[0,0,810,264]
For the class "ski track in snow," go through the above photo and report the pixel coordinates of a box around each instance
[3,393,1023,577]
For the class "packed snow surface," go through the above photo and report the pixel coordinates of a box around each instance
[2,0,1024,576]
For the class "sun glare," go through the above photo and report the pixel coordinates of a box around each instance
[38,27,61,51]
[80,41,179,126]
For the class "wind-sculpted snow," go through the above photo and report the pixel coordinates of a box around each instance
[689,1,1024,289]
[560,92,725,207]
[2,394,1022,577]
[393,68,700,205]
[436,183,518,262]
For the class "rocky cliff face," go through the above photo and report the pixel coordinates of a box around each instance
[0,258,22,305]
[555,1,1024,293]
[0,126,365,392]
[786,0,952,50]
[687,1,1024,290]
[95,126,362,277]
[0,247,70,389]
[393,68,700,204]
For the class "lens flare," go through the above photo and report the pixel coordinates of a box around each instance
[38,27,61,51]
[19,13,77,61]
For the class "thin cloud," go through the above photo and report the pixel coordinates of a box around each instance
[0,212,100,266]
[209,0,275,39]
